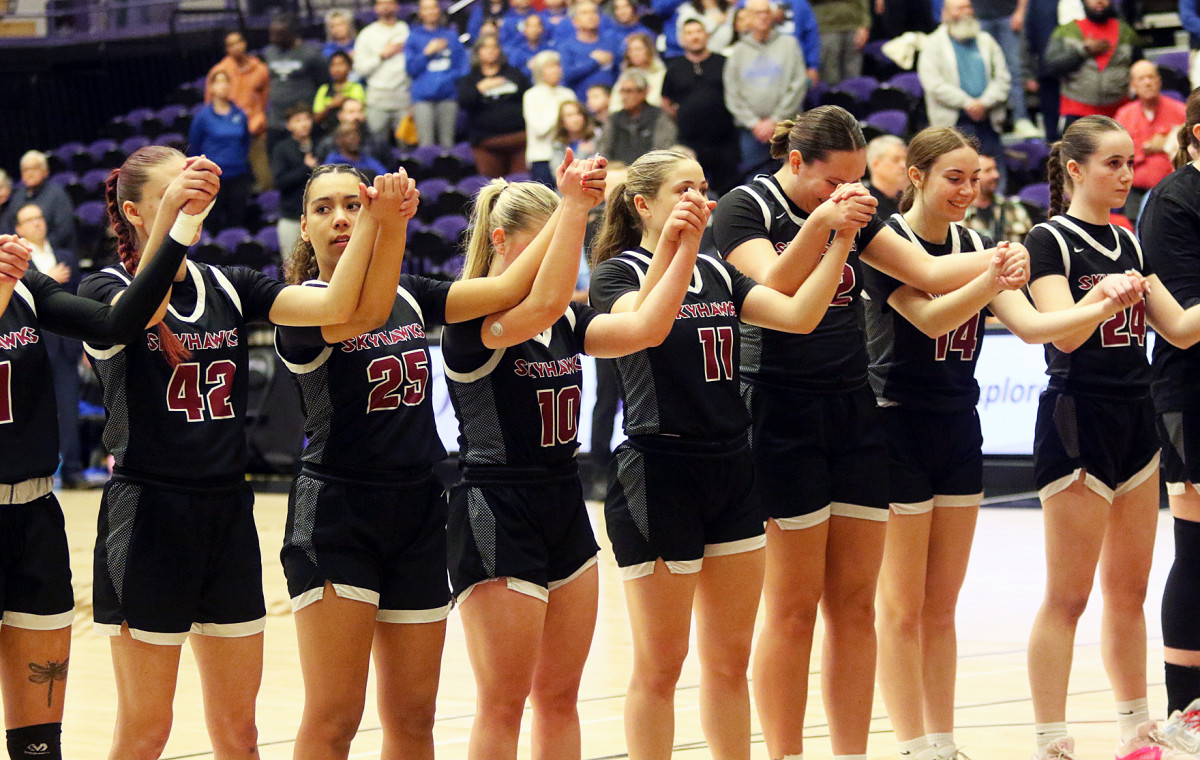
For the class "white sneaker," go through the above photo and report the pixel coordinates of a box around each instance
[1012,118,1042,138]
[1164,699,1200,754]
[938,748,975,760]
[1035,737,1080,760]
[1117,720,1200,759]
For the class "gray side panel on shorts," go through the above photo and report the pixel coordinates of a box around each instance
[94,353,130,466]
[290,475,322,566]
[616,445,650,540]
[739,323,763,375]
[467,488,497,577]
[105,480,142,603]
[293,364,333,464]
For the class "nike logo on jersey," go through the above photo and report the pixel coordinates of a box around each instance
[513,355,582,378]
[676,301,737,320]
[339,323,426,352]
[1073,247,1085,253]
[1076,273,1113,291]
[147,328,238,352]
[0,327,39,350]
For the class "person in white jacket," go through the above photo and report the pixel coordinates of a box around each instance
[354,0,411,142]
[917,0,1011,157]
[523,51,579,186]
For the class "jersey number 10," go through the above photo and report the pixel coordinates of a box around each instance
[536,386,582,447]
[166,360,237,422]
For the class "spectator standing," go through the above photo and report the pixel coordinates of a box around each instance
[863,134,907,218]
[208,30,272,191]
[323,125,389,178]
[524,51,577,184]
[551,99,601,166]
[408,0,470,149]
[313,51,366,135]
[498,0,545,49]
[612,0,655,46]
[314,98,391,163]
[613,32,666,109]
[354,0,412,143]
[917,0,1011,158]
[270,104,317,259]
[675,0,735,51]
[723,0,807,177]
[1115,60,1185,221]
[662,19,739,193]
[264,14,329,152]
[507,13,554,76]
[597,70,678,163]
[963,151,1033,242]
[543,0,570,37]
[809,0,869,85]
[1044,0,1139,126]
[975,0,1040,135]
[782,0,822,83]
[190,70,253,231]
[0,151,76,254]
[586,83,613,134]
[458,34,531,176]
[322,8,357,60]
[14,203,88,489]
[871,0,937,39]
[467,0,508,41]
[560,1,622,99]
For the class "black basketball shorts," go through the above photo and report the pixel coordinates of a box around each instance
[0,481,74,630]
[882,405,984,514]
[282,468,451,623]
[1157,410,1200,497]
[745,382,890,527]
[448,466,600,602]
[1034,389,1160,503]
[605,434,765,580]
[93,478,266,645]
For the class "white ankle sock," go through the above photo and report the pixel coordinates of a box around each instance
[779,755,804,760]
[1035,722,1069,754]
[899,736,937,760]
[833,755,868,760]
[928,732,955,757]
[1116,697,1149,743]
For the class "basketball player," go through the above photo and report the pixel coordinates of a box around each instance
[864,126,1139,760]
[711,106,1026,760]
[79,146,395,760]
[1025,116,1200,760]
[0,157,217,760]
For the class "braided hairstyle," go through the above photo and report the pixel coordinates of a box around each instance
[105,145,191,366]
[1176,86,1200,169]
[283,163,371,285]
[1047,115,1124,218]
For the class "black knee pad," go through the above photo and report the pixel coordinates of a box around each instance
[6,723,61,760]
[1164,517,1200,651]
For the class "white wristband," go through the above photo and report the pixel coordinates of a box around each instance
[168,198,216,245]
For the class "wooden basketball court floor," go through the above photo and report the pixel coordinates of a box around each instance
[51,489,1180,759]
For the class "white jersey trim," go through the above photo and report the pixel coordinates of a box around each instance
[13,280,35,314]
[1,609,75,630]
[275,337,333,374]
[190,617,267,638]
[1039,222,1072,280]
[396,284,424,324]
[84,341,127,360]
[443,343,505,383]
[756,176,807,227]
[1053,216,1122,262]
[547,554,598,590]
[208,265,243,317]
[1116,225,1145,270]
[377,602,453,624]
[167,260,209,323]
[737,184,773,229]
[698,254,731,293]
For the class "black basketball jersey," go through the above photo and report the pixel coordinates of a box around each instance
[1139,164,1200,412]
[80,261,286,484]
[864,214,992,411]
[442,301,598,468]
[1027,215,1152,396]
[712,174,888,392]
[0,276,60,483]
[275,274,452,475]
[590,248,757,440]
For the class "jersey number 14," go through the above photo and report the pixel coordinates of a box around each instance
[934,314,981,362]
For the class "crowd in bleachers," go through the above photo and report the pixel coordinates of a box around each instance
[0,0,1195,487]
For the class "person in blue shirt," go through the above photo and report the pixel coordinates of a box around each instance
[323,125,389,179]
[188,69,252,231]
[467,0,508,41]
[408,0,471,148]
[507,12,555,76]
[612,0,655,50]
[560,0,623,99]
[498,0,545,49]
[783,0,822,80]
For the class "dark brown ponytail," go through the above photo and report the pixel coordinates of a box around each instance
[768,105,866,163]
[1176,87,1200,169]
[284,163,371,284]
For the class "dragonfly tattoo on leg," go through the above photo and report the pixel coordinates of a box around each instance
[28,659,68,707]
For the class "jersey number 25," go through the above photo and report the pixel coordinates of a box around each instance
[366,351,430,412]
